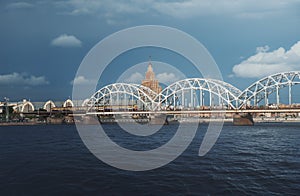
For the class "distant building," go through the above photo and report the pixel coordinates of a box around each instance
[141,61,162,94]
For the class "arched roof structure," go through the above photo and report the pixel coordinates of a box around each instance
[43,100,56,112]
[21,101,35,113]
[63,99,74,108]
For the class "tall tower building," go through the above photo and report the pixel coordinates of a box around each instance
[141,60,162,94]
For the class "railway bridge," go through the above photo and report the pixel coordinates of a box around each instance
[82,71,300,124]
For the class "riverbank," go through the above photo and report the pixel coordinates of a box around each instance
[1,117,300,126]
[0,121,75,126]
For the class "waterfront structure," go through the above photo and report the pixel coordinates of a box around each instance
[141,61,162,94]
[14,99,35,113]
[63,99,74,108]
[0,99,76,114]
[43,100,56,112]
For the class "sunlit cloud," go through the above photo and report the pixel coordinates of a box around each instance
[51,34,82,48]
[55,0,300,21]
[0,72,49,86]
[157,72,180,85]
[71,76,96,85]
[232,41,300,78]
[123,72,144,83]
[6,2,34,9]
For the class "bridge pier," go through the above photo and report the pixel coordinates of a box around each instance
[233,113,254,126]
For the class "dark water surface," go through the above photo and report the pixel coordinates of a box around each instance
[0,123,299,195]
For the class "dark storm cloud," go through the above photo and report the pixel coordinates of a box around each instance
[0,0,300,101]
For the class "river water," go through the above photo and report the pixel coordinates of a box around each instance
[0,123,299,195]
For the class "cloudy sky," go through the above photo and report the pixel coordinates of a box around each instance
[1,0,300,101]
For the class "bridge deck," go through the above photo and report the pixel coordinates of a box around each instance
[85,109,300,115]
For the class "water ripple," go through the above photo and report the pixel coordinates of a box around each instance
[0,124,299,195]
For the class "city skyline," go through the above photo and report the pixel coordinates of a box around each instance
[0,1,300,101]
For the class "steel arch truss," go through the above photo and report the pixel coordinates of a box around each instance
[88,83,158,111]
[238,71,300,108]
[209,79,242,97]
[87,71,300,111]
[154,78,239,110]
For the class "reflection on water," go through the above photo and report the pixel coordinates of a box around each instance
[0,123,299,195]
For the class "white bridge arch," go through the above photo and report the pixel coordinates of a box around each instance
[238,71,300,109]
[86,71,300,111]
[88,83,158,111]
[154,78,240,110]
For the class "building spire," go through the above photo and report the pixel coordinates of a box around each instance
[147,55,153,72]
[141,56,162,93]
